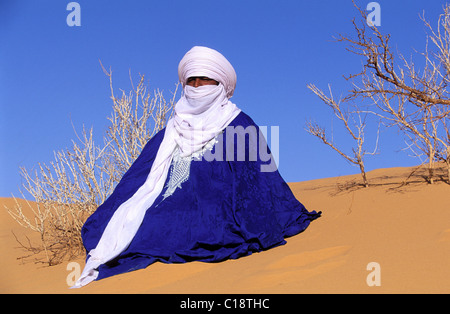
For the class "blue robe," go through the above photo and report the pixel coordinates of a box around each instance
[81,111,321,281]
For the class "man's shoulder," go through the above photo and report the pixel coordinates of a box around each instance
[141,127,166,152]
[229,110,258,128]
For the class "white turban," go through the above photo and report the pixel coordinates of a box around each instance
[178,46,237,98]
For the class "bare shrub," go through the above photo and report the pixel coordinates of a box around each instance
[307,2,450,186]
[7,65,177,265]
[306,84,379,188]
[337,3,450,184]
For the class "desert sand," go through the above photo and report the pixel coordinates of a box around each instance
[1,165,449,294]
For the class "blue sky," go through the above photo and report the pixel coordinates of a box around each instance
[0,0,446,198]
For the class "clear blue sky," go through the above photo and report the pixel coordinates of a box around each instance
[0,0,446,198]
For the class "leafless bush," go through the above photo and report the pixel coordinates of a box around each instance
[307,2,450,185]
[340,3,450,184]
[7,65,177,265]
[306,84,379,188]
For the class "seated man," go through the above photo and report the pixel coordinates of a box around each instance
[74,46,320,288]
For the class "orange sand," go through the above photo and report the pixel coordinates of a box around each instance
[1,165,449,294]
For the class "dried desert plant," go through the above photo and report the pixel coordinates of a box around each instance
[306,84,379,188]
[337,2,450,184]
[101,62,176,176]
[307,2,450,186]
[7,65,177,265]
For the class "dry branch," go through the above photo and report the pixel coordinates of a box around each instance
[306,83,378,187]
[7,65,177,265]
[308,1,450,186]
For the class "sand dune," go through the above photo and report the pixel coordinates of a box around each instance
[1,165,449,294]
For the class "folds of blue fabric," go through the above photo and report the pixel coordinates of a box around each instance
[81,111,321,282]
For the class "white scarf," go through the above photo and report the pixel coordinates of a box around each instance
[73,69,240,288]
